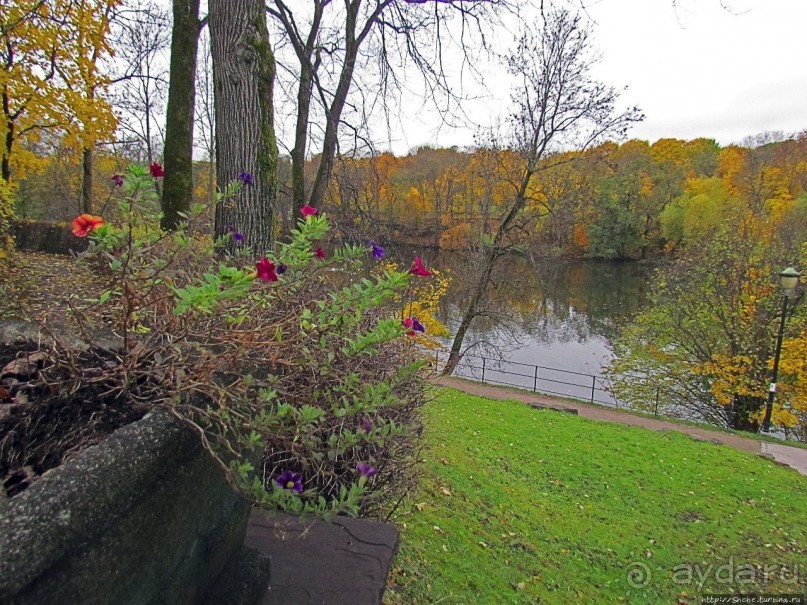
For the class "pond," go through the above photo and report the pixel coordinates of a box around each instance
[392,247,656,403]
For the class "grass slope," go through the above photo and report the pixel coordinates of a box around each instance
[385,388,807,604]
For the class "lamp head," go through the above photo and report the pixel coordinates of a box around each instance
[779,266,801,296]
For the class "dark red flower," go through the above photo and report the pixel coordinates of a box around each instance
[149,162,165,178]
[71,214,105,237]
[111,174,124,187]
[409,257,432,277]
[300,205,318,219]
[256,257,278,282]
[314,247,325,259]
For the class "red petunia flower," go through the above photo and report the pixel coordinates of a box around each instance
[149,162,165,178]
[409,257,432,277]
[256,257,278,282]
[300,205,317,219]
[402,318,416,336]
[71,214,105,237]
[314,247,325,259]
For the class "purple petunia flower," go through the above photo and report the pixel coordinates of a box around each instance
[238,172,254,186]
[360,417,373,433]
[276,470,303,492]
[356,463,377,477]
[276,264,287,275]
[411,317,426,333]
[233,232,245,242]
[369,240,385,260]
[111,174,124,187]
[224,225,235,233]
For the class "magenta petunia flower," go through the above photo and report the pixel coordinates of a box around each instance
[276,470,303,492]
[149,162,165,178]
[256,257,278,282]
[356,463,377,477]
[369,240,385,260]
[300,205,318,219]
[402,318,416,336]
[238,172,254,186]
[409,257,432,277]
[111,174,124,187]
[314,247,325,259]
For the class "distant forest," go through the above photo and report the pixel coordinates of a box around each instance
[15,133,807,260]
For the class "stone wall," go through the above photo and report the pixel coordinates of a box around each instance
[11,219,89,255]
[0,408,252,605]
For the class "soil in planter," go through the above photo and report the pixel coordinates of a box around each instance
[0,343,148,497]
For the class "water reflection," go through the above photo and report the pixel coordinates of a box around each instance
[390,246,654,378]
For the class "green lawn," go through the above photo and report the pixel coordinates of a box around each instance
[384,388,807,604]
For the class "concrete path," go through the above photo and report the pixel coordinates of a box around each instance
[433,375,807,477]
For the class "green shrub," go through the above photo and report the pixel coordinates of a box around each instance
[59,164,435,518]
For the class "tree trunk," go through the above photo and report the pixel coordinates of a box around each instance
[82,148,93,213]
[442,248,498,375]
[2,90,12,182]
[161,0,201,232]
[291,58,314,207]
[209,0,278,254]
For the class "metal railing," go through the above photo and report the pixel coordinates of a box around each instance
[435,351,662,413]
[434,351,796,442]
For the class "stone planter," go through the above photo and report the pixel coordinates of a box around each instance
[0,408,255,604]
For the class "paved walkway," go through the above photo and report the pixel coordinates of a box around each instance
[433,375,807,477]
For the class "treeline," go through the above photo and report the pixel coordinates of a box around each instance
[322,134,807,258]
[11,133,807,262]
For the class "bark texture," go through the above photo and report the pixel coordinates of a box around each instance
[81,148,93,213]
[209,0,278,255]
[161,0,201,231]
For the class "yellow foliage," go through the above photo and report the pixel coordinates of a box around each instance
[439,223,473,250]
[698,354,766,407]
[404,268,450,340]
[1,0,120,181]
[373,259,450,346]
[0,179,15,254]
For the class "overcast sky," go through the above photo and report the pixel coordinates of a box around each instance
[384,0,807,154]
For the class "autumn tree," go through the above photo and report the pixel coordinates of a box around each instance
[442,9,641,374]
[1,1,118,187]
[608,218,806,432]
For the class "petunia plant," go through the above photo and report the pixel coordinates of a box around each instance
[64,163,439,519]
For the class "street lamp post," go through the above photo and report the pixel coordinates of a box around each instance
[760,267,801,433]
